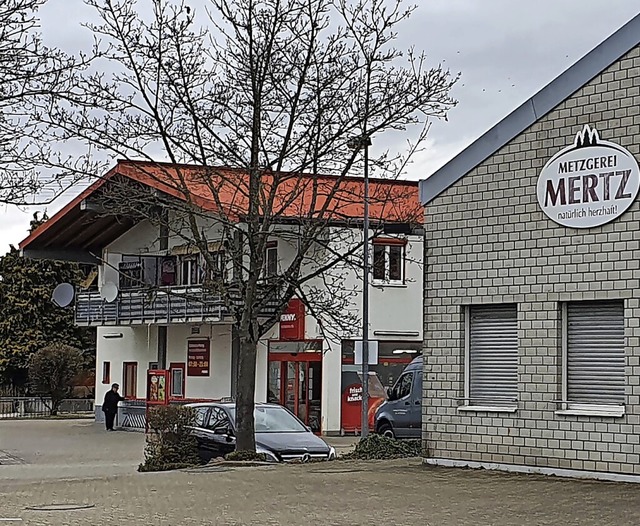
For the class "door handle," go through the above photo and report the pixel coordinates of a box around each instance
[404,401,410,405]
[415,401,421,405]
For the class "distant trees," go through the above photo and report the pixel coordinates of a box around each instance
[0,214,95,390]
[28,343,83,415]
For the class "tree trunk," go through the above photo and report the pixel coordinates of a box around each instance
[235,334,258,452]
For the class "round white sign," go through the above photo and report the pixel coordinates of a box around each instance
[536,125,640,228]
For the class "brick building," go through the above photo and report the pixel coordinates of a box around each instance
[419,13,640,481]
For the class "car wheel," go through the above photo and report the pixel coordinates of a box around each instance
[378,422,395,439]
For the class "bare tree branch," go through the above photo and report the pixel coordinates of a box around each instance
[33,0,457,452]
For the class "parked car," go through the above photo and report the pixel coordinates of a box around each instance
[185,402,336,462]
[373,355,422,439]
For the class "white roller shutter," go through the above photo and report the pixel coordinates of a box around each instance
[567,301,625,404]
[469,305,518,405]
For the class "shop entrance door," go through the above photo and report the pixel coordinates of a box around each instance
[268,347,322,433]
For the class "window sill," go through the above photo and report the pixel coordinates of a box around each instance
[371,281,406,289]
[457,405,518,414]
[555,407,625,418]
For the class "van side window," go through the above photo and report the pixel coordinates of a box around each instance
[396,372,414,399]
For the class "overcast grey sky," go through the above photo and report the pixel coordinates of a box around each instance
[2,0,639,253]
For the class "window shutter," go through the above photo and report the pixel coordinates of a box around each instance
[567,301,625,404]
[469,305,518,404]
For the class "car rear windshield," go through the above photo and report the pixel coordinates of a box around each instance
[228,406,307,433]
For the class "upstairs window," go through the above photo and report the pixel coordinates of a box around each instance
[264,241,278,278]
[205,250,227,284]
[119,256,144,289]
[372,238,405,283]
[119,255,176,289]
[180,256,203,286]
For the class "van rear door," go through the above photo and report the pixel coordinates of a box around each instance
[407,370,422,438]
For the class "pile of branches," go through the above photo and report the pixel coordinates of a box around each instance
[224,451,268,462]
[341,434,422,461]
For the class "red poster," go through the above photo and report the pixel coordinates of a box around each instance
[279,299,305,340]
[187,339,210,377]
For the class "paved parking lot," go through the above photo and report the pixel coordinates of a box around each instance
[1,420,640,525]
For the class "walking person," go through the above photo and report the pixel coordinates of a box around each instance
[102,383,125,431]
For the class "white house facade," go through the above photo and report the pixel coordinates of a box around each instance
[21,161,424,435]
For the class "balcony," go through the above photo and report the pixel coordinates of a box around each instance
[75,286,225,326]
[75,285,281,326]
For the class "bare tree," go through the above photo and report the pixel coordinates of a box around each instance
[0,0,92,205]
[39,0,457,451]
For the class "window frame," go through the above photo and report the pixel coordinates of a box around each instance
[118,256,144,290]
[459,304,518,414]
[122,362,138,399]
[206,407,231,431]
[558,301,626,417]
[101,362,111,384]
[119,255,177,289]
[205,250,227,284]
[371,239,406,285]
[264,241,278,278]
[180,255,203,286]
[169,362,186,398]
[194,407,210,428]
[394,371,414,400]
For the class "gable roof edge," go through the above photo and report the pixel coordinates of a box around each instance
[419,12,640,206]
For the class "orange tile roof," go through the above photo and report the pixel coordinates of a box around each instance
[115,160,421,223]
[20,160,421,250]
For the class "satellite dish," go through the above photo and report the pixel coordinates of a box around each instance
[100,282,119,303]
[52,283,75,308]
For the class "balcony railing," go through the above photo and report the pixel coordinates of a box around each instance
[75,284,282,326]
[75,286,225,326]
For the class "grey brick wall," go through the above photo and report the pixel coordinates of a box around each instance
[423,45,640,475]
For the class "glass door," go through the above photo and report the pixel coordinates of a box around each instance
[123,362,138,398]
[284,361,298,415]
[267,344,323,432]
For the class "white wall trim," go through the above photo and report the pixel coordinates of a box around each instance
[424,457,640,484]
[457,405,517,414]
[555,407,625,418]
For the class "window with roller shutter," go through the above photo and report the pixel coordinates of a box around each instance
[564,301,625,409]
[465,304,518,407]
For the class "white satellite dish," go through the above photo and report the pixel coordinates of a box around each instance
[52,283,75,308]
[100,282,119,303]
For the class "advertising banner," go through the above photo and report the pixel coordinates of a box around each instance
[340,370,387,433]
[146,369,169,405]
[187,339,210,377]
[279,299,305,340]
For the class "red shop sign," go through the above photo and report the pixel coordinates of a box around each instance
[187,339,210,377]
[279,299,305,340]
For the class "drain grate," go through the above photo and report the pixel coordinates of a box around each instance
[25,504,95,512]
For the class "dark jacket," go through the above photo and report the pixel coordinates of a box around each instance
[102,390,125,413]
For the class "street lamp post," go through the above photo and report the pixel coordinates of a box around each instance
[348,133,372,438]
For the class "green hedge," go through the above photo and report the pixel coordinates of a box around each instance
[138,405,201,472]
